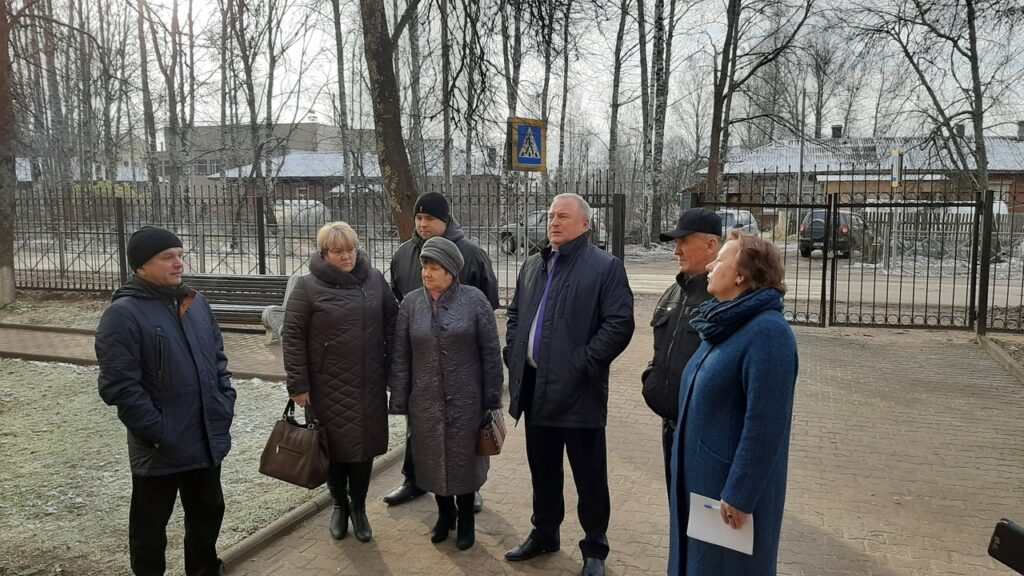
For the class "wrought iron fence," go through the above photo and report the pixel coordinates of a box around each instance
[13,176,628,308]
[13,167,1024,332]
[708,164,1024,332]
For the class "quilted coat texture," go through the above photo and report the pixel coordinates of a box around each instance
[282,251,399,462]
[96,279,236,476]
[389,284,504,496]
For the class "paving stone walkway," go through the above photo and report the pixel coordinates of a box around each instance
[1,299,1021,575]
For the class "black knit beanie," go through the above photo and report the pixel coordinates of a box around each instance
[127,226,183,271]
[414,192,450,222]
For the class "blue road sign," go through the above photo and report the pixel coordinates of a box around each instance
[509,117,546,172]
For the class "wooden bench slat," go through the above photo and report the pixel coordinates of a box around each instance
[183,274,292,325]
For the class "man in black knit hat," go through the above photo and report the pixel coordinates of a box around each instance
[96,226,236,576]
[384,191,499,510]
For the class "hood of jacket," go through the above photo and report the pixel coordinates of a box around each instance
[309,249,370,286]
[111,277,191,305]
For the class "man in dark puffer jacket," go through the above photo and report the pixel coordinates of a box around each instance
[383,192,499,510]
[96,226,235,576]
[641,208,721,498]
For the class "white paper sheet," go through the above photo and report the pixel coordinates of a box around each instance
[686,492,754,555]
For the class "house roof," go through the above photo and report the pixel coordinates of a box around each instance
[15,158,160,183]
[722,137,1024,175]
[213,148,501,180]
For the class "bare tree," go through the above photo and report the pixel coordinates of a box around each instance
[358,0,420,240]
[851,0,1023,196]
[703,0,813,196]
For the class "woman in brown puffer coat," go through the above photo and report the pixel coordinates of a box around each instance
[390,236,504,551]
[282,221,398,543]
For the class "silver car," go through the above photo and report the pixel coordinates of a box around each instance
[499,210,608,255]
[717,209,760,237]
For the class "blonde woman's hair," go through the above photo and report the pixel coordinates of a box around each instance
[316,221,359,252]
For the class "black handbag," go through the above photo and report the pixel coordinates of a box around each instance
[259,400,329,489]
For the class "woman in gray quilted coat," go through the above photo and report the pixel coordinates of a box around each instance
[282,221,399,543]
[390,236,504,551]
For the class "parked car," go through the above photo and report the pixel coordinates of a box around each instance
[799,210,875,259]
[717,209,760,237]
[499,210,608,255]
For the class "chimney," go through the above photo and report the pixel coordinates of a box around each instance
[831,124,843,139]
[1017,120,1024,141]
[956,124,965,137]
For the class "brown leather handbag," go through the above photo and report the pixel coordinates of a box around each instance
[259,400,329,489]
[476,410,507,456]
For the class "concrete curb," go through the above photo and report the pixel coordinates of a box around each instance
[0,322,96,335]
[221,445,406,572]
[977,335,1024,385]
[0,350,95,366]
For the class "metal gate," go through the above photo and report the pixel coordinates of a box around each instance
[708,171,1024,333]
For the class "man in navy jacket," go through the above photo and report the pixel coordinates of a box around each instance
[96,226,236,576]
[503,194,635,576]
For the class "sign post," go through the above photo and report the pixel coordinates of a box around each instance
[508,117,547,172]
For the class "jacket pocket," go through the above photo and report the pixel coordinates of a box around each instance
[698,438,734,465]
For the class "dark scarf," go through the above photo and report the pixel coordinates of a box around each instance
[689,287,785,345]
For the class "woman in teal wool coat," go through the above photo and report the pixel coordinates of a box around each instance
[668,231,799,575]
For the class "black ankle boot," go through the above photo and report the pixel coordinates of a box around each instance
[349,499,372,542]
[431,498,457,543]
[329,502,348,540]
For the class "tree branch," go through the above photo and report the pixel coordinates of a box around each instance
[389,0,420,53]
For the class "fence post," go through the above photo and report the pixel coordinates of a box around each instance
[114,197,128,286]
[198,228,207,274]
[977,188,995,336]
[613,193,626,261]
[256,196,267,275]
[968,190,982,329]
[278,219,287,275]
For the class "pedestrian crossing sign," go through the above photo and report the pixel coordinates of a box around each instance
[509,117,546,172]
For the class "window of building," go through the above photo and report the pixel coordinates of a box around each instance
[195,159,209,175]
[296,185,309,199]
[210,159,222,175]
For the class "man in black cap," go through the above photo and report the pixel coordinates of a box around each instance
[96,226,236,576]
[384,191,499,509]
[641,208,722,497]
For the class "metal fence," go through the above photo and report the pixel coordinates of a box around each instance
[13,176,627,308]
[708,164,1024,332]
[14,167,1024,333]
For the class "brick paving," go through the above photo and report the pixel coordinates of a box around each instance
[1,298,1022,575]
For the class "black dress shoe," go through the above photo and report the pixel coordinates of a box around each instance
[472,491,483,514]
[382,483,426,506]
[504,537,560,561]
[581,557,605,576]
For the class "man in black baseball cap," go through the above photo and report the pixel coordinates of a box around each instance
[643,208,722,500]
[658,207,722,242]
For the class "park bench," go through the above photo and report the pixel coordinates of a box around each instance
[183,274,292,327]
